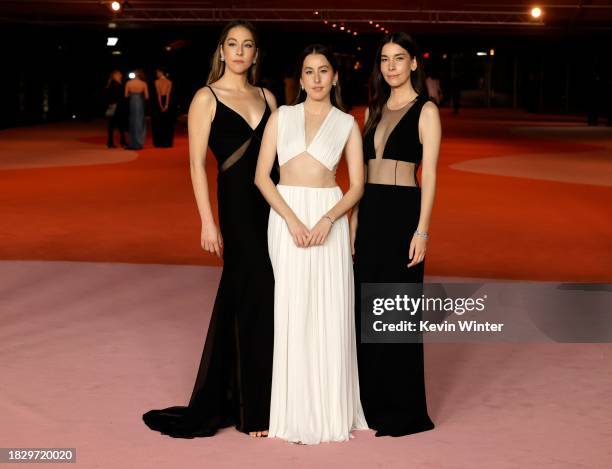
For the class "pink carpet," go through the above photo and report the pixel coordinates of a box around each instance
[1,260,611,468]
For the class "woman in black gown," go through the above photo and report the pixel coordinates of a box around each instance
[142,20,278,438]
[105,70,127,148]
[350,32,441,437]
[151,67,176,148]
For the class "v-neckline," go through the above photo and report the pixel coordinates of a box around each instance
[218,100,268,132]
[302,102,335,150]
[210,86,268,131]
[374,96,420,159]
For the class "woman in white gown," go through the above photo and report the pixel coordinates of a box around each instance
[255,44,368,444]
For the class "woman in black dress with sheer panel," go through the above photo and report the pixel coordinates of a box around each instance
[143,20,277,439]
[351,32,441,437]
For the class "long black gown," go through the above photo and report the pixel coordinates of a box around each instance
[353,95,435,437]
[143,86,277,437]
[151,90,176,148]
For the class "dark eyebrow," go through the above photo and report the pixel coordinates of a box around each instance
[381,53,407,58]
[226,36,254,43]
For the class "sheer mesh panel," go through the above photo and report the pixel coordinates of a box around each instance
[368,100,419,187]
[220,137,252,172]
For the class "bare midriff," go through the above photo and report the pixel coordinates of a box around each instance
[279,152,339,188]
[366,158,417,187]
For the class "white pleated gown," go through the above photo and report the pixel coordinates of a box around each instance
[267,103,369,444]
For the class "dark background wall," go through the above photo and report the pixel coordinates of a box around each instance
[2,24,611,129]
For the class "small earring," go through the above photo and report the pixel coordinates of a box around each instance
[333,82,337,86]
[220,56,225,62]
[301,85,304,90]
[253,58,257,64]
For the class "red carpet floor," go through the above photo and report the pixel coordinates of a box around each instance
[1,107,611,281]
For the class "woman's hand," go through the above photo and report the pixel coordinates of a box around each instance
[407,234,427,268]
[286,215,311,248]
[201,222,223,257]
[307,216,333,247]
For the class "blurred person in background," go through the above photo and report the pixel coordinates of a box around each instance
[124,69,149,149]
[105,70,127,148]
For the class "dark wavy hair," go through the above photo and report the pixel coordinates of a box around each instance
[364,32,427,136]
[292,44,346,112]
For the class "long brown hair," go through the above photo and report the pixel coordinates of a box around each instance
[292,44,345,112]
[207,20,260,85]
[364,32,427,136]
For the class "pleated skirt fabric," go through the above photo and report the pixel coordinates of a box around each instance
[267,184,369,444]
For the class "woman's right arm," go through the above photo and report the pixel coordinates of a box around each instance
[254,110,311,247]
[188,87,222,257]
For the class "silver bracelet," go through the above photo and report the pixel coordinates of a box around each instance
[323,215,334,225]
[414,230,429,239]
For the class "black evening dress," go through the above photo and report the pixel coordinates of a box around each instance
[105,80,127,147]
[354,94,435,437]
[143,86,277,437]
[151,87,176,148]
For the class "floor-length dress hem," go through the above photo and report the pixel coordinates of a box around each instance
[141,87,274,439]
[267,183,368,446]
[354,182,435,438]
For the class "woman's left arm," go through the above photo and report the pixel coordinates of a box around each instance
[407,101,441,268]
[307,121,365,246]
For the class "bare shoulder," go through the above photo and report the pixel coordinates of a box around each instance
[189,86,216,121]
[421,100,440,119]
[190,86,216,112]
[192,86,215,105]
[261,87,278,109]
